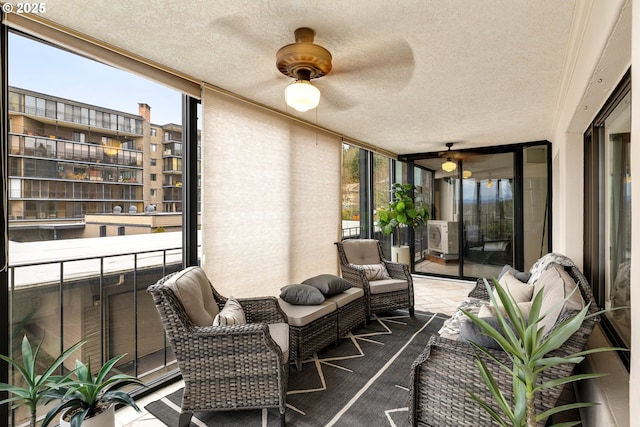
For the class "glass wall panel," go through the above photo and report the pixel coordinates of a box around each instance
[603,91,631,348]
[460,153,514,279]
[523,146,549,269]
[340,143,361,239]
[6,31,185,425]
[373,153,392,254]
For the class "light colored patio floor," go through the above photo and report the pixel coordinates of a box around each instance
[115,275,475,426]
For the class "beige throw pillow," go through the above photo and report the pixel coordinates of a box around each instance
[213,297,246,326]
[349,263,391,280]
[536,264,584,336]
[478,302,533,319]
[493,271,534,307]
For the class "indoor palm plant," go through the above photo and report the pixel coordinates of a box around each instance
[376,182,428,264]
[0,335,85,427]
[42,354,144,427]
[461,278,625,427]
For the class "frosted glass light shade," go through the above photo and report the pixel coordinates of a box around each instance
[285,80,320,112]
[441,159,457,172]
[462,170,472,179]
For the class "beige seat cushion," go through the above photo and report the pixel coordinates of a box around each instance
[166,266,219,326]
[268,323,290,363]
[341,239,381,265]
[277,299,336,327]
[325,287,364,308]
[535,264,585,335]
[369,279,408,295]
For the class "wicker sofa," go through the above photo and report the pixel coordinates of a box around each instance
[409,255,600,426]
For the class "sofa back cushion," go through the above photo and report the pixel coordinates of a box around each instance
[166,266,220,326]
[341,239,381,265]
[535,264,584,335]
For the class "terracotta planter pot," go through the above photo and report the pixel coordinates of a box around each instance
[59,405,115,427]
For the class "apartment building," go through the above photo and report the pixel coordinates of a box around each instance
[7,87,184,241]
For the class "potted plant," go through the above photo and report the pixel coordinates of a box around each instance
[461,278,626,427]
[42,354,144,427]
[0,335,85,427]
[376,183,428,264]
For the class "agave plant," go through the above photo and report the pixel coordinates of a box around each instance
[461,278,625,427]
[0,335,85,427]
[42,354,144,427]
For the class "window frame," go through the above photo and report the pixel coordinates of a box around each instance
[583,68,631,370]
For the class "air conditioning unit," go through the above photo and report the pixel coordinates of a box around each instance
[427,220,459,255]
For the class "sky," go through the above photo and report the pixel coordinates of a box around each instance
[8,33,183,125]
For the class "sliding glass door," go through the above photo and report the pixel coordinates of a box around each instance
[406,142,550,280]
[460,153,514,279]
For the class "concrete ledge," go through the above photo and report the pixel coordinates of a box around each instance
[576,325,629,427]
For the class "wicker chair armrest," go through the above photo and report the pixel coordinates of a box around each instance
[468,277,494,300]
[339,264,368,289]
[409,335,511,426]
[233,296,288,324]
[382,260,411,280]
[191,323,285,357]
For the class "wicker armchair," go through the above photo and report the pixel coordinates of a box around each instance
[335,239,414,317]
[147,266,289,427]
[408,264,599,426]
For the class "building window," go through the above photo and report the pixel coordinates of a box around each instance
[150,128,157,136]
[150,159,157,166]
[150,174,157,181]
[150,189,157,197]
[72,131,85,143]
[151,143,157,152]
[584,69,630,369]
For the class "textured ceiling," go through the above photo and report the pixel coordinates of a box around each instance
[27,0,578,156]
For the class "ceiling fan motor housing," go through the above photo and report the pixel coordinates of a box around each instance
[276,27,332,80]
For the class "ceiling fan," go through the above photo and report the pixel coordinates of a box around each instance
[438,143,482,174]
[276,27,332,112]
[209,18,415,112]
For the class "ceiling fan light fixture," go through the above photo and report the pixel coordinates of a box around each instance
[487,178,494,188]
[442,158,457,172]
[285,78,320,112]
[462,170,472,179]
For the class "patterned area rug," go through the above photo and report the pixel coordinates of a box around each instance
[145,310,448,426]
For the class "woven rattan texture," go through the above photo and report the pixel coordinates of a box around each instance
[147,270,289,426]
[335,240,415,316]
[408,265,599,426]
[288,310,338,371]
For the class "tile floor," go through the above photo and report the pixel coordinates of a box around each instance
[114,276,476,426]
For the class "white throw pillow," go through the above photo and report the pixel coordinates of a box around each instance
[493,271,534,307]
[213,297,246,326]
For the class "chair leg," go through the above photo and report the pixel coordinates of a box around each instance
[178,411,192,427]
[280,410,286,427]
[409,307,415,317]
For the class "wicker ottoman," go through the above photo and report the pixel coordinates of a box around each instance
[325,287,366,342]
[278,299,338,371]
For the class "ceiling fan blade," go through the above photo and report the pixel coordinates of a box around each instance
[314,81,359,111]
[208,15,276,53]
[329,38,415,93]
